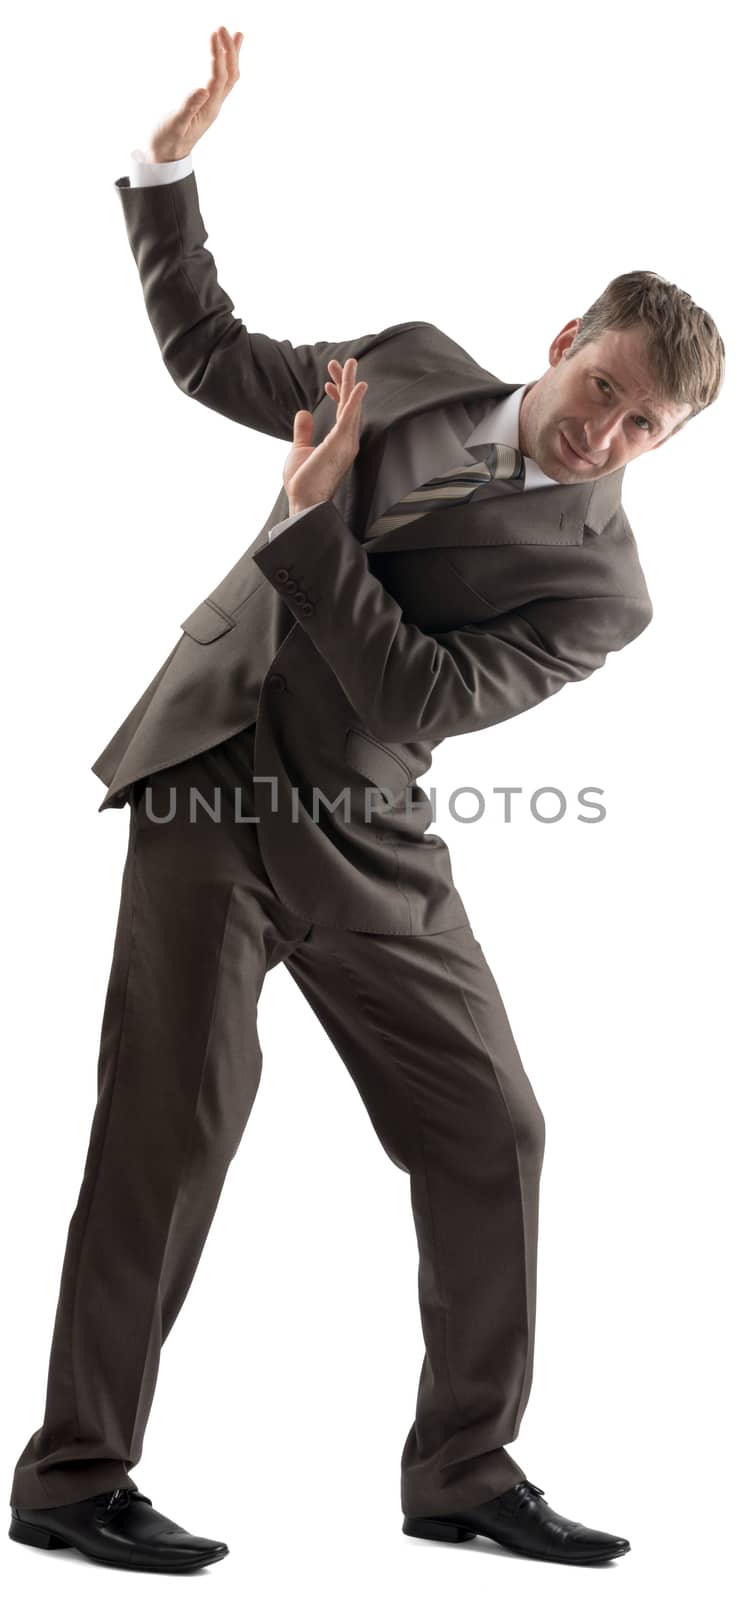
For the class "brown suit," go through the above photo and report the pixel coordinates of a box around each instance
[9,171,652,1521]
[91,170,652,935]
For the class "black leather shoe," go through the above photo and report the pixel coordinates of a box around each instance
[402,1478,630,1564]
[8,1487,229,1572]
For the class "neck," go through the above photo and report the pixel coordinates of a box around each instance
[518,380,537,457]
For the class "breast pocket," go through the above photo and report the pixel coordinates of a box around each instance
[180,599,236,643]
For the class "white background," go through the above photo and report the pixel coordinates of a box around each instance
[2,1,741,1594]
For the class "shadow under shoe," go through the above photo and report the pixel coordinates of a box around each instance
[8,1487,229,1572]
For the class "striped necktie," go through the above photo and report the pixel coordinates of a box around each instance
[364,440,526,540]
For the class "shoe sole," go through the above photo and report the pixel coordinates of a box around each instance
[8,1514,229,1572]
[402,1513,630,1564]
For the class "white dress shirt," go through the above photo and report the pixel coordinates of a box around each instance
[128,150,562,539]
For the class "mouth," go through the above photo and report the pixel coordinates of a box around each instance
[559,430,596,468]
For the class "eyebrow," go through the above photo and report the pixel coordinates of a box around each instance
[593,367,664,431]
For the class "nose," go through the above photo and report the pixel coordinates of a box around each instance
[583,407,624,453]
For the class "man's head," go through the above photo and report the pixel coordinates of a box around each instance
[519,271,725,484]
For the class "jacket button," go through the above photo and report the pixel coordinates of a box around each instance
[284,578,298,594]
[267,672,286,690]
[276,567,289,582]
[300,600,315,615]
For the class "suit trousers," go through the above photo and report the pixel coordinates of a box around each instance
[10,722,546,1518]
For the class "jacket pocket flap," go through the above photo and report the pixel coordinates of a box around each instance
[345,728,412,795]
[180,599,236,644]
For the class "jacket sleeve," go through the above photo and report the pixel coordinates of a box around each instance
[114,168,413,441]
[252,497,654,744]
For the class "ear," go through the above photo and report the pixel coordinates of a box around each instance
[549,318,581,367]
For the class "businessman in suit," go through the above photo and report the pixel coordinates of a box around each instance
[9,26,725,1574]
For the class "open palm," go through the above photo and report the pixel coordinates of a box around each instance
[149,27,243,163]
[283,359,369,512]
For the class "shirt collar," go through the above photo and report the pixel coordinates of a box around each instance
[464,382,560,491]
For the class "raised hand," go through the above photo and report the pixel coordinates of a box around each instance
[149,26,243,162]
[283,359,369,515]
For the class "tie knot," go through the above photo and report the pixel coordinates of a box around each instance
[467,441,525,481]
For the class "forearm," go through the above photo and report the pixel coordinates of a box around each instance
[116,162,386,443]
[252,499,648,744]
[115,166,311,439]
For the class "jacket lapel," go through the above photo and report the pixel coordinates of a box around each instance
[340,342,625,552]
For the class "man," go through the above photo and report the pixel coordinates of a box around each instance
[8,25,724,1575]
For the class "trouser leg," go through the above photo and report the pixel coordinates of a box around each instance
[10,728,311,1509]
[282,918,546,1517]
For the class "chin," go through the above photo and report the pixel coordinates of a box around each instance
[544,449,582,485]
[553,427,607,481]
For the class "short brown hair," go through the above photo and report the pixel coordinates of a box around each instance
[566,270,725,433]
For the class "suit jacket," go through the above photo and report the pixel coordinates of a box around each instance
[92,170,653,935]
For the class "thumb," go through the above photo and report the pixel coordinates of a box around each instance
[293,410,314,445]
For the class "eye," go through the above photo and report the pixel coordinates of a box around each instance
[594,377,651,432]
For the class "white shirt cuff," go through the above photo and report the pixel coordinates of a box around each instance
[128,147,194,187]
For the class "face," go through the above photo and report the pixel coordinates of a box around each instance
[519,320,693,483]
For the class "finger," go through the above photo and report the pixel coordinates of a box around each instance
[205,30,223,95]
[343,369,365,413]
[335,381,367,425]
[219,24,240,88]
[209,29,228,90]
[293,409,314,443]
[339,357,357,407]
[327,359,350,395]
[350,382,368,423]
[326,366,365,408]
